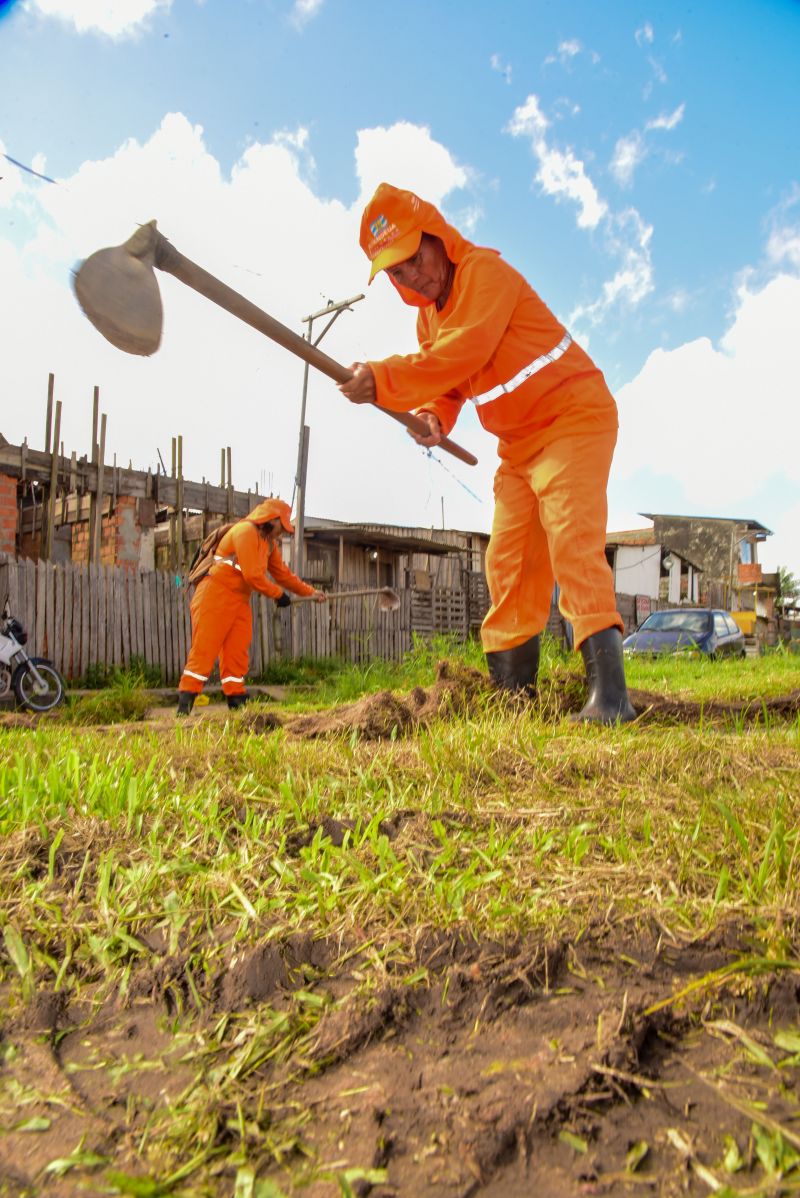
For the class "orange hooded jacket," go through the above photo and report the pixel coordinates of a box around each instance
[362,184,617,467]
[207,500,315,601]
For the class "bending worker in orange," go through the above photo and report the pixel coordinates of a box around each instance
[339,183,636,724]
[177,499,325,715]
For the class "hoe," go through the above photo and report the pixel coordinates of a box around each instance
[73,221,478,467]
[297,586,401,612]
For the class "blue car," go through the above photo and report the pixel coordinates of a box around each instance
[623,608,747,658]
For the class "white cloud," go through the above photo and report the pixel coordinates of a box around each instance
[544,37,587,67]
[646,103,685,131]
[635,22,654,46]
[766,185,800,270]
[354,122,469,208]
[0,116,492,534]
[490,53,512,84]
[571,208,653,323]
[488,53,512,83]
[508,95,652,324]
[610,103,685,188]
[507,95,607,229]
[609,132,645,188]
[29,0,171,37]
[290,0,324,29]
[613,272,800,569]
[647,56,667,84]
[553,97,581,119]
[665,287,690,313]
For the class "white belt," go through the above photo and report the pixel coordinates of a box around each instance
[214,554,242,572]
[469,332,573,407]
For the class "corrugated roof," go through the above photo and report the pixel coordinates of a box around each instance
[304,518,456,556]
[606,528,657,546]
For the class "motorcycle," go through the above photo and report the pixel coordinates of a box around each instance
[0,599,65,713]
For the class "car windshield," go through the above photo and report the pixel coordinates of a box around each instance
[639,611,711,634]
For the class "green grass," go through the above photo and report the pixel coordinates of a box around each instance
[62,671,154,724]
[624,644,800,701]
[0,641,799,1194]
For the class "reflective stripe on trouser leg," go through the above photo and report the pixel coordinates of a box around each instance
[219,601,252,695]
[179,667,208,695]
[481,464,554,654]
[182,578,244,692]
[530,430,622,650]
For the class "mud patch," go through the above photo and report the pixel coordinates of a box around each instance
[220,943,289,1009]
[630,685,800,725]
[259,925,800,1197]
[3,924,800,1196]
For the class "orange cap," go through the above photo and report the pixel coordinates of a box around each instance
[360,183,424,282]
[247,498,295,532]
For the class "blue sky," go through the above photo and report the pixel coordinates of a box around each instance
[1,0,799,571]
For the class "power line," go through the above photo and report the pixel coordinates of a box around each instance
[2,153,57,184]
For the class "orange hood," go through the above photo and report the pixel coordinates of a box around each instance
[247,498,294,532]
[359,183,479,308]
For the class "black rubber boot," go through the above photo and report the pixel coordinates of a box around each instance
[226,693,247,710]
[176,691,196,717]
[485,634,540,697]
[574,627,637,725]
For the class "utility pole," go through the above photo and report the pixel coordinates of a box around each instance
[293,293,364,577]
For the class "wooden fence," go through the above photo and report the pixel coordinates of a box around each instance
[0,557,441,683]
[0,555,677,686]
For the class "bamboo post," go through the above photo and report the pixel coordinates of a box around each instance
[44,373,54,454]
[91,413,107,565]
[176,435,184,575]
[42,399,62,560]
[169,436,177,572]
[88,387,99,561]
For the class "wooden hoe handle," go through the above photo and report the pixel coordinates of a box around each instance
[154,235,478,468]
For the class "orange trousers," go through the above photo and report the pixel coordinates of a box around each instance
[179,577,251,696]
[481,430,623,653]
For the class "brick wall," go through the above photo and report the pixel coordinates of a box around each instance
[0,474,18,556]
[71,496,143,569]
[738,562,763,586]
[71,512,117,565]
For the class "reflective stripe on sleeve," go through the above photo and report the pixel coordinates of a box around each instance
[214,554,243,572]
[469,332,573,407]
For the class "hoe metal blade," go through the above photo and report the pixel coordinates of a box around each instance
[73,222,163,356]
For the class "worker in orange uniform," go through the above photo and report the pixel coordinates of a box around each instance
[177,498,325,715]
[338,183,636,724]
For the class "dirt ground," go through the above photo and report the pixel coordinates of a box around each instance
[3,658,798,737]
[2,920,799,1196]
[3,664,800,1194]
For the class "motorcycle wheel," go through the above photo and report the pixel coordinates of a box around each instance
[12,658,65,713]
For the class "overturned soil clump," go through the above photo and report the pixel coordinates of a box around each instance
[243,660,800,741]
[245,658,492,740]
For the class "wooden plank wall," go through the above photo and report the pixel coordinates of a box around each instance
[0,558,420,681]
